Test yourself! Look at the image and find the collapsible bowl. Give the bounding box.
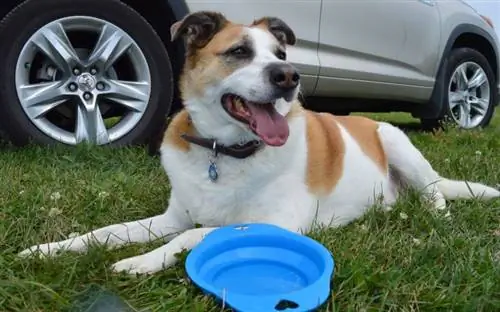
[185,223,335,312]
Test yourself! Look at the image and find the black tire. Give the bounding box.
[422,47,497,130]
[0,0,173,146]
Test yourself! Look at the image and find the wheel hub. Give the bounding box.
[76,72,97,92]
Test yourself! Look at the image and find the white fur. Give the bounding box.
[19,23,500,275]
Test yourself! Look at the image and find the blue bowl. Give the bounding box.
[185,223,335,312]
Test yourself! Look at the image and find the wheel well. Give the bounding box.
[111,0,185,115]
[451,32,498,81]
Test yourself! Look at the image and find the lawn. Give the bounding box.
[1,112,499,311]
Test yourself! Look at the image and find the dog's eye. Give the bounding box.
[275,50,287,60]
[228,46,251,57]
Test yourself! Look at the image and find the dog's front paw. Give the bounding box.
[111,255,166,275]
[18,243,60,258]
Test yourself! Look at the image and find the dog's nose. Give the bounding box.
[267,63,300,91]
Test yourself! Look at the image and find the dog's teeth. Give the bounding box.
[235,100,243,110]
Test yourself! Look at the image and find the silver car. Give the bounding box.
[0,0,498,146]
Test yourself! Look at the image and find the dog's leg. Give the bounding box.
[19,196,191,258]
[111,227,216,275]
[111,193,318,275]
[112,220,308,275]
[377,122,499,209]
[377,122,447,209]
[111,209,315,275]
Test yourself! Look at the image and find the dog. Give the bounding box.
[19,11,500,274]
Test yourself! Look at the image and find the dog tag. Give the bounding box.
[208,161,218,182]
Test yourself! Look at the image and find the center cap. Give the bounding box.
[77,73,97,92]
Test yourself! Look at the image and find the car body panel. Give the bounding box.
[184,0,321,95]
[315,0,440,102]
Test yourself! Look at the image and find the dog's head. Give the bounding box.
[171,11,300,147]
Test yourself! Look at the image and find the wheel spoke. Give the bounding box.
[88,24,133,71]
[18,81,71,119]
[75,97,110,144]
[101,79,150,112]
[469,97,489,115]
[31,21,81,72]
[467,68,487,89]
[456,63,469,89]
[448,91,463,110]
[458,105,471,128]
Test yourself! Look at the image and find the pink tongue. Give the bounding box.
[246,103,289,146]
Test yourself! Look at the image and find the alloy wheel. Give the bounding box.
[447,61,490,129]
[15,16,152,145]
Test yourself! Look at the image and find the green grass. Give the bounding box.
[1,112,500,311]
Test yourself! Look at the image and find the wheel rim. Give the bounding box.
[447,61,490,129]
[15,16,152,145]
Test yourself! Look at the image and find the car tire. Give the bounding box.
[0,0,173,146]
[422,47,497,130]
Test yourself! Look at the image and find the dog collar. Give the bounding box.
[180,134,263,159]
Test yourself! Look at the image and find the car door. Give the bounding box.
[184,0,322,95]
[315,0,440,101]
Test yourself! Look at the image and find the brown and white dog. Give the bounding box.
[20,11,500,274]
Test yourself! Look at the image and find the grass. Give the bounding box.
[1,112,500,311]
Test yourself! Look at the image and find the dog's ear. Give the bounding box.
[170,11,228,49]
[252,17,296,46]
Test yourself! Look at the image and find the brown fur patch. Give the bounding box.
[180,23,247,101]
[305,111,345,196]
[334,116,388,173]
[162,109,194,152]
[250,18,270,31]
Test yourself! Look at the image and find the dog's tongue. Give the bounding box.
[246,102,289,146]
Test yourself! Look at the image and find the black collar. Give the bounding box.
[180,134,263,159]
